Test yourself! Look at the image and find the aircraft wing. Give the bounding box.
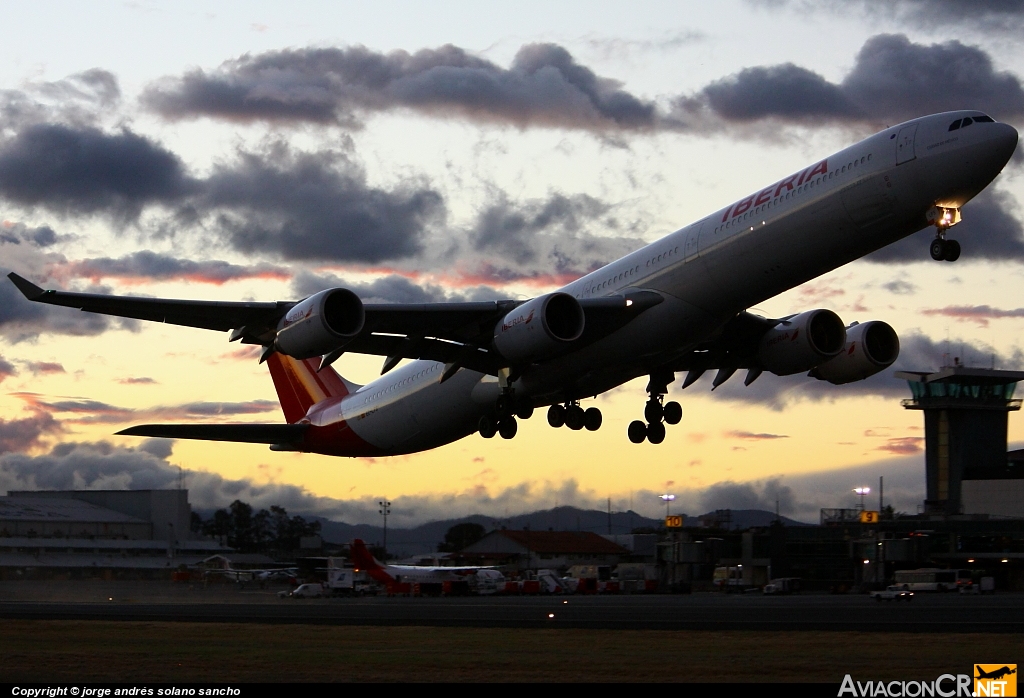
[666,311,781,385]
[8,273,663,375]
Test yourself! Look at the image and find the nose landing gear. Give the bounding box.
[927,206,961,262]
[629,372,682,444]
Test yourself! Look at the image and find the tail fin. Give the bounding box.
[350,539,391,583]
[266,354,361,423]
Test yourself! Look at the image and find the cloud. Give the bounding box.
[921,305,1024,327]
[23,361,65,375]
[63,251,291,285]
[0,411,63,455]
[876,437,923,455]
[292,270,503,304]
[868,188,1024,263]
[677,34,1024,129]
[117,376,158,385]
[142,43,658,132]
[0,69,121,130]
[750,1,1024,33]
[724,430,789,441]
[13,392,280,426]
[197,145,443,263]
[0,356,16,383]
[0,124,195,219]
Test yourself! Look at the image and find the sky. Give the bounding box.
[2,0,1024,526]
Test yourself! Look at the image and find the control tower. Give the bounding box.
[897,365,1024,516]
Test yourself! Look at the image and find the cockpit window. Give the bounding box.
[962,117,974,127]
[973,114,995,123]
[949,119,962,131]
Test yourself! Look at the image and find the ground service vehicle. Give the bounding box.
[893,568,972,592]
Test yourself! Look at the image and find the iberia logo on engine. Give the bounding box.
[975,665,1017,697]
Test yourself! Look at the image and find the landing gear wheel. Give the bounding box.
[944,239,961,262]
[663,401,682,425]
[584,407,603,431]
[516,402,534,420]
[644,400,664,424]
[478,415,497,439]
[647,421,666,444]
[547,404,565,428]
[628,420,647,444]
[565,404,585,431]
[498,417,518,439]
[930,238,947,261]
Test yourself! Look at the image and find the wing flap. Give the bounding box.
[117,423,308,444]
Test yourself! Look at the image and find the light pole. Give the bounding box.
[853,487,871,511]
[378,498,391,559]
[660,493,676,518]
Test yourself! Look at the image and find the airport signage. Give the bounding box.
[665,515,683,528]
[859,510,880,524]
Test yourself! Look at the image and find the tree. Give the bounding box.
[438,522,486,552]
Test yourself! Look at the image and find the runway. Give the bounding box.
[2,591,1021,632]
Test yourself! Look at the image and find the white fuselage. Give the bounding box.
[304,111,1017,455]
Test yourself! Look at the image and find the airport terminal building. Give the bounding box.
[0,489,228,579]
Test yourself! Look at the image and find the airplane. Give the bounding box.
[7,110,1018,453]
[200,556,298,584]
[975,666,1016,681]
[348,538,505,593]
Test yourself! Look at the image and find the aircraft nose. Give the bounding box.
[992,122,1019,163]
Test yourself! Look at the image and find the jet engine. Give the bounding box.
[274,288,365,359]
[809,321,900,385]
[756,309,846,376]
[493,292,585,364]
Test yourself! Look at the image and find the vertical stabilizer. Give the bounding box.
[266,354,360,423]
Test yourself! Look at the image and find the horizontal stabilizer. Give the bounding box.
[117,423,308,444]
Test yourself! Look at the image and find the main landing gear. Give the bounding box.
[927,206,961,262]
[628,372,682,445]
[547,401,603,432]
[479,385,534,440]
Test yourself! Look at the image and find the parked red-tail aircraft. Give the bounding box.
[349,539,504,593]
[8,111,1018,454]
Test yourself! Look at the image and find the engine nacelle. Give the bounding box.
[757,309,846,376]
[493,292,585,364]
[274,288,365,359]
[809,321,900,385]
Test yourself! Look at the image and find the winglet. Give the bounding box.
[7,272,47,301]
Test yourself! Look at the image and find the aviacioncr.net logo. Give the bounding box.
[838,674,972,697]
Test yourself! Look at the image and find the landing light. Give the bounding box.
[626,300,633,307]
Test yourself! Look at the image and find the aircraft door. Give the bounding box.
[684,220,700,260]
[896,124,917,165]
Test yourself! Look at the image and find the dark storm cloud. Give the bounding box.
[292,270,506,305]
[683,331,1024,410]
[470,192,644,278]
[678,34,1024,127]
[142,43,658,131]
[67,250,290,285]
[0,357,16,383]
[0,124,195,219]
[14,392,279,425]
[0,411,62,454]
[199,147,442,263]
[866,188,1024,263]
[750,0,1024,33]
[692,64,860,122]
[699,477,796,516]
